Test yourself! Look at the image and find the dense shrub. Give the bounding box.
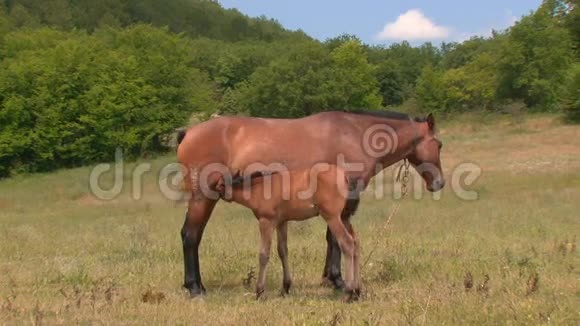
[564,63,580,122]
[0,26,216,177]
[236,40,381,118]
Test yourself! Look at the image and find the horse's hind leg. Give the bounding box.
[277,222,292,295]
[256,218,274,299]
[181,197,218,297]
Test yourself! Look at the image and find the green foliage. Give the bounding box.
[442,53,499,111]
[369,41,441,105]
[2,0,305,41]
[236,41,336,118]
[0,26,215,177]
[441,37,498,69]
[324,33,362,51]
[564,63,580,122]
[329,40,382,110]
[375,59,405,106]
[237,40,380,118]
[415,65,446,113]
[497,0,575,110]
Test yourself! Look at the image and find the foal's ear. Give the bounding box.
[426,113,435,130]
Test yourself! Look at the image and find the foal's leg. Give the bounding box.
[343,219,361,297]
[256,218,274,299]
[325,217,357,302]
[181,197,218,297]
[323,197,360,290]
[277,222,292,295]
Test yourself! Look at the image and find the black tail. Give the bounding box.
[177,130,187,145]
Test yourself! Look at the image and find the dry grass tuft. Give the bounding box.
[463,272,474,292]
[141,288,166,304]
[242,267,256,289]
[526,272,540,296]
[477,274,490,297]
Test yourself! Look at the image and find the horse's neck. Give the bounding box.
[364,119,419,179]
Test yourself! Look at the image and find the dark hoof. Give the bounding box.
[322,276,345,290]
[184,283,205,298]
[282,280,292,295]
[332,278,346,291]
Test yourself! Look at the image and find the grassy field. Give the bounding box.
[0,115,578,325]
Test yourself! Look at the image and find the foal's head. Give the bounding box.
[407,113,445,192]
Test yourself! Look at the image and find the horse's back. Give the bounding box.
[177,112,355,170]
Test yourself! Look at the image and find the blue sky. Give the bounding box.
[218,0,543,44]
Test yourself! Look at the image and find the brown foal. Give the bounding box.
[216,164,361,301]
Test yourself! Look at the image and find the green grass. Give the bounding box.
[1,116,579,325]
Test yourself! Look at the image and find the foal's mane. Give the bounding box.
[342,109,426,122]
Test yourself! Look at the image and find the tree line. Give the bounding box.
[0,0,578,177]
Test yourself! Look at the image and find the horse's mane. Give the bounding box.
[342,109,426,122]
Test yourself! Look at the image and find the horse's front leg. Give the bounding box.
[322,227,344,290]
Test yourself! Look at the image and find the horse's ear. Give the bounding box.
[426,113,435,130]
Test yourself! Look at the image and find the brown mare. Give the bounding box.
[176,110,444,297]
[216,165,361,300]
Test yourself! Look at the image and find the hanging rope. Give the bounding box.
[361,159,410,271]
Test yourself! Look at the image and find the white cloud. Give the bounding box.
[376,9,450,41]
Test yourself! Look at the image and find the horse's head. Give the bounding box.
[407,113,445,192]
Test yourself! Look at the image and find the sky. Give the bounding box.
[218,0,543,44]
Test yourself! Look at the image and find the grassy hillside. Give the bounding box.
[0,115,578,324]
[2,0,305,41]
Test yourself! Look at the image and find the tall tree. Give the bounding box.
[497,0,575,110]
[329,40,382,110]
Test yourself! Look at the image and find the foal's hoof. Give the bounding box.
[256,288,265,300]
[281,280,292,296]
[343,289,361,303]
